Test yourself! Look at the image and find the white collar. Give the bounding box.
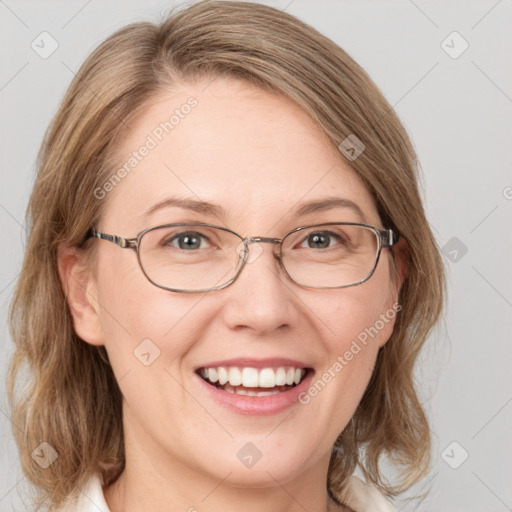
[337,475,397,512]
[59,474,110,512]
[60,473,396,512]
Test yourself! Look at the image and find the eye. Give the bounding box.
[165,231,211,250]
[299,231,346,249]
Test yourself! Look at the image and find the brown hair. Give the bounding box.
[8,1,445,509]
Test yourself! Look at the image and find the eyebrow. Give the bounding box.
[294,197,366,222]
[144,197,225,218]
[143,196,366,223]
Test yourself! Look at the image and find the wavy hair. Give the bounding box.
[7,1,445,509]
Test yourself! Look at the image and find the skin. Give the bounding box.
[59,76,407,512]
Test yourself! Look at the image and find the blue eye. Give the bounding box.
[166,231,210,250]
[300,231,345,249]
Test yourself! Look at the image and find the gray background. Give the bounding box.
[1,0,511,510]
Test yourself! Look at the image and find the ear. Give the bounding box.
[57,245,104,346]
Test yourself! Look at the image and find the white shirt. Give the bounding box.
[58,474,397,512]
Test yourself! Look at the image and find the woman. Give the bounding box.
[7,1,445,511]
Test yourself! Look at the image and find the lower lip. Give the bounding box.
[195,370,315,416]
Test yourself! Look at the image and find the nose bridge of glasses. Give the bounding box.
[238,236,283,265]
[244,236,282,253]
[246,236,281,245]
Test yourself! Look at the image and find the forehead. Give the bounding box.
[102,77,380,233]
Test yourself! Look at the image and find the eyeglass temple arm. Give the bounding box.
[381,229,400,247]
[88,229,137,249]
[86,226,399,249]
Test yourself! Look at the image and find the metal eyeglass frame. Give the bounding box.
[86,221,400,293]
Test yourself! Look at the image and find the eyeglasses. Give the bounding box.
[86,222,399,293]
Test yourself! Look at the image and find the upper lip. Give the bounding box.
[195,357,313,371]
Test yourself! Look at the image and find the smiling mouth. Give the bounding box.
[196,366,311,396]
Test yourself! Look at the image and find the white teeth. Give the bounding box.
[259,368,276,388]
[275,367,287,386]
[242,367,259,387]
[222,383,282,396]
[199,365,308,388]
[228,367,243,386]
[208,368,218,383]
[218,367,229,385]
[256,390,282,396]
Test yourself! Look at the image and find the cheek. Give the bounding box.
[315,264,399,393]
[94,253,188,363]
[327,281,397,351]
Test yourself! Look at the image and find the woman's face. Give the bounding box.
[77,77,403,492]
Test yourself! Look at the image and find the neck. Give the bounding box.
[103,410,349,512]
[105,474,348,512]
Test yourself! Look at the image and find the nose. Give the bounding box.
[219,239,299,335]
